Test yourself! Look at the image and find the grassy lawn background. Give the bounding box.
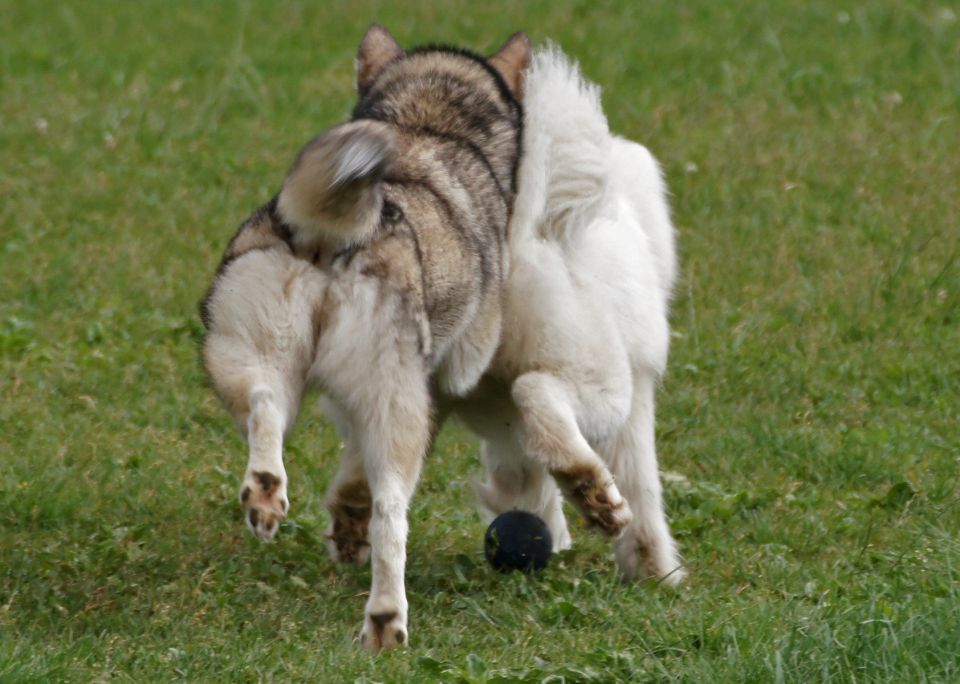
[1,0,958,681]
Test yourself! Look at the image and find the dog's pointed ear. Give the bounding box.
[357,23,404,94]
[488,31,531,100]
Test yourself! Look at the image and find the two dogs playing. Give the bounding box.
[201,24,684,651]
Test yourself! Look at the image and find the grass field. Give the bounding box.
[2,0,958,681]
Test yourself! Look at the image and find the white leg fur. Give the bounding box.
[353,383,429,651]
[203,250,323,542]
[239,386,290,540]
[511,372,632,537]
[599,370,685,584]
[310,276,433,651]
[445,384,572,552]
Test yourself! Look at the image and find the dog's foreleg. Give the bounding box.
[321,399,373,565]
[602,370,685,585]
[511,372,632,537]
[354,378,431,652]
[238,385,291,540]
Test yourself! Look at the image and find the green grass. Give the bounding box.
[1,0,958,681]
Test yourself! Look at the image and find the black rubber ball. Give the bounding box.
[484,510,553,572]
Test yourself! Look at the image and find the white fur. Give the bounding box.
[465,46,685,583]
[205,249,430,649]
[332,137,390,185]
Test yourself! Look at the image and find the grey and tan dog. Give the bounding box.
[201,25,683,651]
[202,25,539,650]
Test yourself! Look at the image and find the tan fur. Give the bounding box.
[356,24,404,94]
[200,33,691,653]
[223,211,287,259]
[201,27,530,652]
[277,120,395,251]
[488,32,531,98]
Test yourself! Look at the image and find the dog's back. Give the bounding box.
[510,47,675,296]
[493,47,676,380]
[348,47,524,391]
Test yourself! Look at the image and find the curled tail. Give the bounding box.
[277,120,395,249]
[511,46,611,247]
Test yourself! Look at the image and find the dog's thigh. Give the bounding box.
[596,368,685,585]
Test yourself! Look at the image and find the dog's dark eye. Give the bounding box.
[382,202,403,224]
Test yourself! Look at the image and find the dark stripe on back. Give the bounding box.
[405,44,522,117]
[352,48,524,205]
[398,47,526,198]
[399,222,431,358]
[385,176,493,291]
[353,72,510,142]
[396,123,510,205]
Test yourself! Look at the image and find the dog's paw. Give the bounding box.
[325,527,371,565]
[556,469,632,538]
[325,500,371,565]
[658,565,688,587]
[359,609,408,652]
[551,521,573,552]
[615,532,686,586]
[239,470,288,540]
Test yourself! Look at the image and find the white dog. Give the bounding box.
[452,46,684,585]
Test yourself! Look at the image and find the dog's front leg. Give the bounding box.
[353,379,431,652]
[239,386,290,540]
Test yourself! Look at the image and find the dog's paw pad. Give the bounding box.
[557,470,632,538]
[240,470,288,540]
[360,611,407,652]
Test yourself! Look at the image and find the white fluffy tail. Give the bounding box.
[511,46,611,247]
[277,120,395,249]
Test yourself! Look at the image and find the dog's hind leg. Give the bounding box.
[314,291,433,651]
[350,376,431,652]
[511,372,632,537]
[474,432,572,552]
[203,341,299,541]
[237,384,293,540]
[321,398,372,565]
[599,369,685,585]
[204,334,298,541]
